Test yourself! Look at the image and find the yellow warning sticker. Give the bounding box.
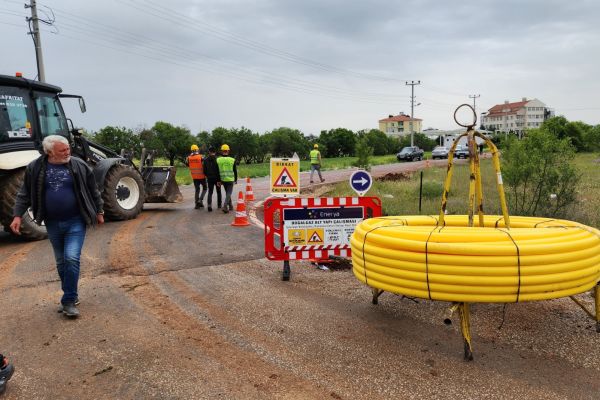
[287,229,306,245]
[306,228,324,245]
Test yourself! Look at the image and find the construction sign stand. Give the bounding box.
[270,156,300,197]
[264,196,382,281]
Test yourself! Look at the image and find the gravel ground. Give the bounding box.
[1,161,599,399]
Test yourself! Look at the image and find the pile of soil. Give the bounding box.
[377,171,414,182]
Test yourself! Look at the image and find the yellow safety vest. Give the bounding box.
[310,149,320,164]
[217,156,235,182]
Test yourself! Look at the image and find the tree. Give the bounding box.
[93,126,140,156]
[319,128,356,157]
[501,128,580,218]
[266,127,309,158]
[540,116,587,152]
[151,121,195,166]
[228,126,256,163]
[353,136,374,169]
[195,130,211,152]
[363,129,390,155]
[584,125,600,152]
[209,127,233,152]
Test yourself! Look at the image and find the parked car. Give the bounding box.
[396,146,424,162]
[431,146,449,159]
[454,145,470,159]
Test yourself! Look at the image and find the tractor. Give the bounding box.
[0,73,182,240]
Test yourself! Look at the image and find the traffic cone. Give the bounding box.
[245,177,255,201]
[231,191,250,227]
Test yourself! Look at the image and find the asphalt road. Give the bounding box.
[1,159,600,399]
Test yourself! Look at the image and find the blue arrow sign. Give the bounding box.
[349,170,373,196]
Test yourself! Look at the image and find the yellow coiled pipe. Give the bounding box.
[351,215,600,303]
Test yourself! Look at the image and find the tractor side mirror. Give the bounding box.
[79,97,86,113]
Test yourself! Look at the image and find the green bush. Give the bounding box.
[502,128,580,217]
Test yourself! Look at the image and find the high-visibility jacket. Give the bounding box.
[188,153,205,179]
[217,156,236,182]
[310,149,321,164]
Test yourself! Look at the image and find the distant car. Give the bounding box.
[454,145,470,159]
[431,146,449,159]
[396,146,424,162]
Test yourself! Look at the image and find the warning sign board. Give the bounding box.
[264,196,382,261]
[270,158,300,197]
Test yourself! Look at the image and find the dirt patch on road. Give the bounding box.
[376,171,414,182]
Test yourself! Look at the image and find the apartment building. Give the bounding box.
[481,98,554,136]
[379,113,422,136]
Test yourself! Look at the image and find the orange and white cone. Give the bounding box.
[245,177,255,201]
[231,191,250,227]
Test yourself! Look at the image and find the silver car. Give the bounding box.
[431,146,449,159]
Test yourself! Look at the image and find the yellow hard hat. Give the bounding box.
[313,144,319,149]
[221,144,230,151]
[191,144,199,151]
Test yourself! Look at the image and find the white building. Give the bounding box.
[481,98,554,136]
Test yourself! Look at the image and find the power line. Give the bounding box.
[43,7,414,102]
[120,0,410,84]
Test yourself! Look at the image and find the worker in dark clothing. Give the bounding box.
[202,146,222,212]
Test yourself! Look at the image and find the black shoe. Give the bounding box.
[222,208,229,214]
[0,355,14,395]
[194,202,201,209]
[58,298,80,313]
[208,207,212,212]
[320,178,325,182]
[199,202,204,208]
[310,181,314,183]
[62,303,80,318]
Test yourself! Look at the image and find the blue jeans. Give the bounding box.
[45,216,86,305]
[310,164,323,182]
[222,182,234,211]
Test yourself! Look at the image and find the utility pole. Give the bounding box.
[468,94,480,113]
[406,80,421,146]
[26,0,46,82]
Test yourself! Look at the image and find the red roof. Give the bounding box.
[487,100,528,116]
[379,114,422,123]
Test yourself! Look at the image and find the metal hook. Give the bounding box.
[454,104,477,129]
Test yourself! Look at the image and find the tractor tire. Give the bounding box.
[102,164,144,221]
[0,169,47,241]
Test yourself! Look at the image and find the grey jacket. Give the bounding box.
[13,155,103,226]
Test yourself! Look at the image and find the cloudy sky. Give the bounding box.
[2,0,599,135]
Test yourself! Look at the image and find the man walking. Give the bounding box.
[216,144,237,213]
[310,144,325,183]
[202,146,222,212]
[10,135,104,318]
[186,144,207,209]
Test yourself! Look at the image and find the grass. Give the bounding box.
[325,153,600,229]
[161,154,399,185]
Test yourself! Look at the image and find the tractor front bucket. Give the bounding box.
[141,166,183,203]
